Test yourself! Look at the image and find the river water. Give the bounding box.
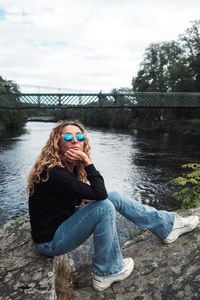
[0,121,199,265]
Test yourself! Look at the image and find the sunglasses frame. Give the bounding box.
[62,133,85,143]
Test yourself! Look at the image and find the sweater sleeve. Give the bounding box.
[50,164,108,201]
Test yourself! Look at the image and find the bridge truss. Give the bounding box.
[0,92,200,109]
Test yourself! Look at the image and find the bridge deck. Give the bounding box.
[0,92,200,109]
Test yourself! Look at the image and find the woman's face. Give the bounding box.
[59,125,84,155]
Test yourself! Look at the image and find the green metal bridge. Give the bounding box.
[0,92,200,109]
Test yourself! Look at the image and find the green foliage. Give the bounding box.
[0,75,20,94]
[180,20,200,91]
[133,19,200,92]
[0,109,27,131]
[173,163,200,210]
[0,75,27,134]
[49,106,200,135]
[54,107,133,130]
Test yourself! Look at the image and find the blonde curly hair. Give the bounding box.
[27,120,91,196]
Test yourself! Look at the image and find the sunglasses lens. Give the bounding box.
[76,133,85,142]
[63,133,85,142]
[63,134,73,142]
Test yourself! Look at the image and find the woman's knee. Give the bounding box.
[92,199,116,216]
[108,191,121,202]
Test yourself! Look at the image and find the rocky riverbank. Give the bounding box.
[0,213,75,300]
[72,206,200,300]
[0,207,200,299]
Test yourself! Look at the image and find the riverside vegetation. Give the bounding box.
[52,106,200,135]
[173,163,200,211]
[0,76,27,136]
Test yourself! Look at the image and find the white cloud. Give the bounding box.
[0,0,199,92]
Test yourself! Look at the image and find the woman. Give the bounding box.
[28,120,199,292]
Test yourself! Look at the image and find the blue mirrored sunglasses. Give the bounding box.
[62,133,85,143]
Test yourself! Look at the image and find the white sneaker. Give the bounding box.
[92,257,134,292]
[163,214,199,244]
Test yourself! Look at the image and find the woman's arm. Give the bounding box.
[51,164,108,201]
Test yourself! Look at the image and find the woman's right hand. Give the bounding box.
[65,149,91,166]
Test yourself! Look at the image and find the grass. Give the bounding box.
[55,259,75,300]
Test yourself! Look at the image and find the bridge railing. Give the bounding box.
[0,92,200,108]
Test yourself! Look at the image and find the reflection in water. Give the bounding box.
[132,131,200,210]
[0,122,199,266]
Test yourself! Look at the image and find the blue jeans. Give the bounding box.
[35,191,175,276]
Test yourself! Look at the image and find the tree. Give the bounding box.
[132,41,188,92]
[113,87,133,93]
[0,76,20,94]
[179,20,200,91]
[0,76,26,133]
[132,19,200,92]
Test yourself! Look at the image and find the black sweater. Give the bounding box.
[29,164,108,243]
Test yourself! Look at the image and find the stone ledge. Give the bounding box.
[0,213,74,300]
[72,206,200,300]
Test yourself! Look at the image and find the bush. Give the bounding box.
[173,163,200,210]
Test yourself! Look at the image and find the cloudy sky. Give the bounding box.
[0,0,199,93]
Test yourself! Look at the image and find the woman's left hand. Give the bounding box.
[81,199,95,206]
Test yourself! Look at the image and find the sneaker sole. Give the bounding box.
[163,216,199,244]
[93,258,134,291]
